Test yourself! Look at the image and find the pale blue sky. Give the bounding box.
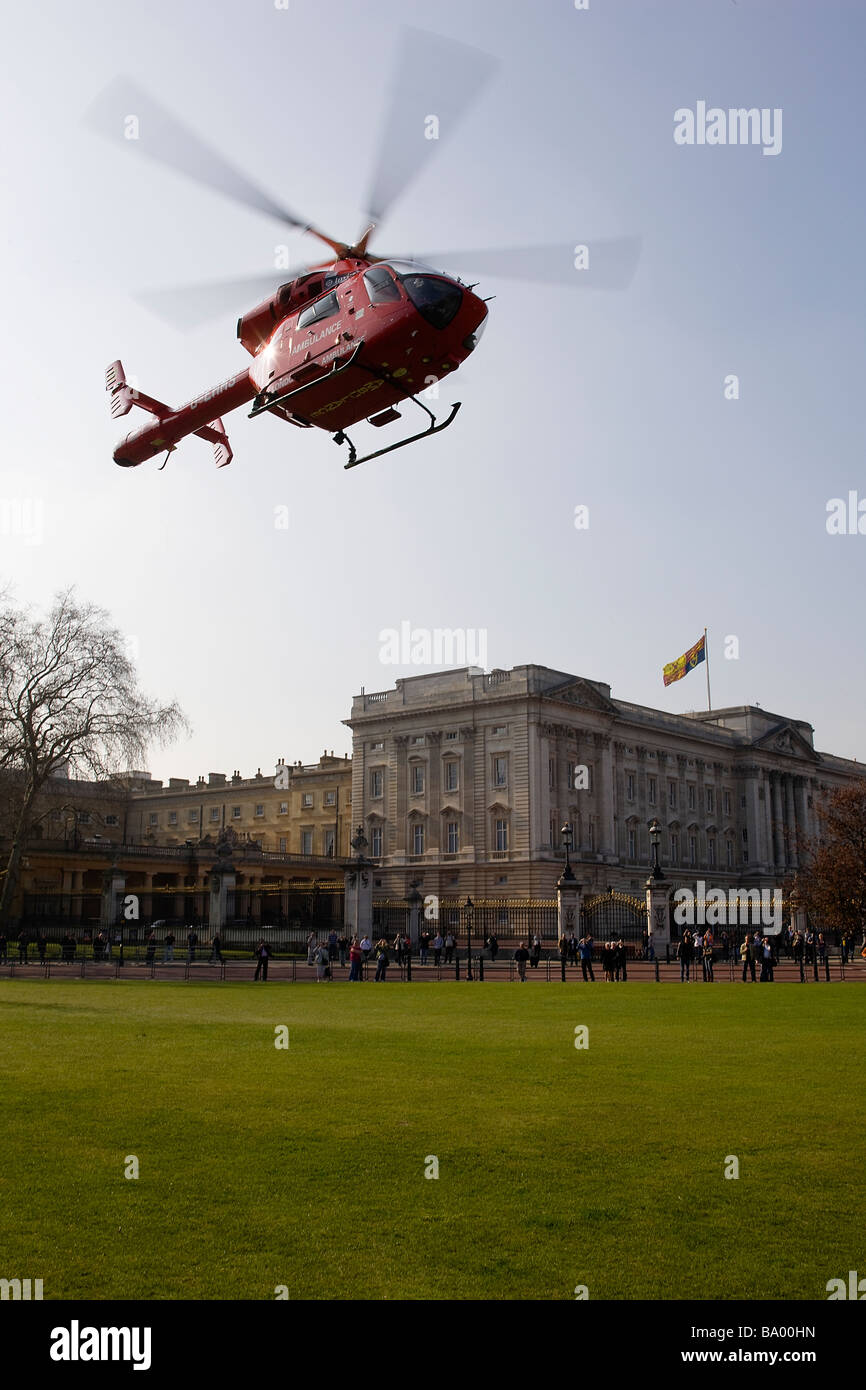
[2,0,864,780]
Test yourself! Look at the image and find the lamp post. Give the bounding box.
[465,895,474,980]
[560,822,574,878]
[648,818,663,880]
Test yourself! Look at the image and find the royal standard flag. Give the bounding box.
[663,634,706,687]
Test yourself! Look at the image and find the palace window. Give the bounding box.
[726,839,734,868]
[668,781,677,809]
[626,773,635,802]
[412,823,425,855]
[689,835,697,864]
[724,790,732,817]
[706,787,715,814]
[495,819,508,852]
[279,802,288,815]
[255,804,264,817]
[446,821,459,854]
[708,837,716,867]
[444,730,458,740]
[370,826,383,857]
[301,830,313,855]
[493,756,508,788]
[168,812,177,826]
[188,810,199,822]
[370,769,383,799]
[279,838,286,854]
[670,833,679,865]
[149,813,158,827]
[648,776,657,805]
[411,765,425,795]
[232,806,241,819]
[210,808,220,821]
[444,761,459,792]
[302,793,314,808]
[323,829,335,857]
[549,758,556,789]
[627,827,636,858]
[105,814,118,827]
[324,790,336,807]
[687,785,696,811]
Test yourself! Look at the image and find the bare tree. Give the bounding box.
[794,781,866,942]
[0,588,187,926]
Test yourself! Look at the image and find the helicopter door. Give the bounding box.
[292,291,343,372]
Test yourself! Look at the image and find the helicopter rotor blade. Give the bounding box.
[415,239,642,289]
[365,28,499,228]
[131,271,315,331]
[85,77,321,236]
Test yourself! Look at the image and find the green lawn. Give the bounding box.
[0,980,862,1300]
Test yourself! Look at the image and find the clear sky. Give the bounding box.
[2,0,864,781]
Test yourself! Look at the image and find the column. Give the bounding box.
[772,774,785,869]
[785,775,798,869]
[598,736,615,861]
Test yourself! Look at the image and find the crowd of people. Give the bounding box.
[4,919,862,981]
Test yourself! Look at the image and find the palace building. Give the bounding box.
[4,664,863,923]
[345,664,863,900]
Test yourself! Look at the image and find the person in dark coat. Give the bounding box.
[187,928,198,963]
[514,941,530,983]
[17,930,28,964]
[677,930,693,982]
[578,935,595,982]
[530,936,542,969]
[209,932,223,964]
[37,931,47,964]
[254,939,272,981]
[617,939,628,982]
[145,931,157,966]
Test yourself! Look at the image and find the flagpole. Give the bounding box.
[704,627,711,711]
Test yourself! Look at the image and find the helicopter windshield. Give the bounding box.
[397,271,463,330]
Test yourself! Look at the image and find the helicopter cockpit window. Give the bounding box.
[398,274,463,329]
[296,291,340,332]
[363,266,402,305]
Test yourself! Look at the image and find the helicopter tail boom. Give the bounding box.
[108,361,253,467]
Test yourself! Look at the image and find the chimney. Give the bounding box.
[208,772,227,787]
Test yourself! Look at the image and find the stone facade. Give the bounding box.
[344,664,864,900]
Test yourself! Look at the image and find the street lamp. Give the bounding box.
[465,895,474,980]
[648,818,663,880]
[560,822,575,879]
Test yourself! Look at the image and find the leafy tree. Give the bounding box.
[794,781,866,941]
[0,588,187,926]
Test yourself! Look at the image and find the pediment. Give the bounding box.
[546,678,617,715]
[752,722,820,762]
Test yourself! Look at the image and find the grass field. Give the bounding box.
[0,979,862,1301]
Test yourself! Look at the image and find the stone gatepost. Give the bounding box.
[344,866,373,941]
[645,874,671,957]
[100,865,126,932]
[208,848,236,934]
[405,880,423,947]
[556,865,582,943]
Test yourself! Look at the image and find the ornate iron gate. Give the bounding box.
[580,890,647,946]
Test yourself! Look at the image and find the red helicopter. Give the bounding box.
[90,29,639,473]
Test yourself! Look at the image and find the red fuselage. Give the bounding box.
[113,260,488,467]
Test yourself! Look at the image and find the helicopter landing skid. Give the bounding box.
[336,394,462,470]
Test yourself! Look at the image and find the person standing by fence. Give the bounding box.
[254,939,272,981]
[348,936,363,981]
[530,935,542,969]
[444,931,455,964]
[514,941,529,983]
[432,931,443,966]
[209,932,223,965]
[145,931,157,967]
[17,930,28,965]
[740,935,756,983]
[578,935,595,982]
[187,928,198,964]
[374,939,390,982]
[677,930,693,982]
[703,931,714,981]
